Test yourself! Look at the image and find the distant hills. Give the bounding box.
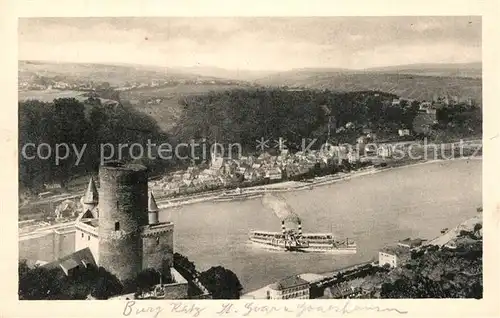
[18,60,244,86]
[19,60,482,84]
[364,62,482,78]
[18,60,483,131]
[255,63,482,102]
[171,66,276,81]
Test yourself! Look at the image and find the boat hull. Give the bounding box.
[249,238,357,254]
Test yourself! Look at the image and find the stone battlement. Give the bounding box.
[76,222,98,237]
[141,222,174,237]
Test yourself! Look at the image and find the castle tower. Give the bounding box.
[98,161,148,282]
[75,177,100,261]
[141,191,174,275]
[82,177,99,216]
[148,192,159,225]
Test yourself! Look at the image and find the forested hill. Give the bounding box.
[18,98,172,192]
[19,88,481,193]
[173,88,412,149]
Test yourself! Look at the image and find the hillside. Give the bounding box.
[119,83,254,131]
[365,62,482,78]
[18,60,254,131]
[256,72,482,103]
[18,60,245,86]
[255,63,482,103]
[19,61,483,133]
[171,66,276,81]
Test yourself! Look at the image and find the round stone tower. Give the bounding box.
[98,161,148,282]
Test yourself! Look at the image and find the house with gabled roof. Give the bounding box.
[41,247,96,277]
[266,275,310,299]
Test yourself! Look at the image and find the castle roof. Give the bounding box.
[42,247,96,276]
[148,192,159,212]
[83,177,98,204]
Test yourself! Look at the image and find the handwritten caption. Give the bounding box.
[122,300,408,318]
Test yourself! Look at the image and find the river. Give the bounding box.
[159,159,482,292]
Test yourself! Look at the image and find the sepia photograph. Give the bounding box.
[16,15,485,304]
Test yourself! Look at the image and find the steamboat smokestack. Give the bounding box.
[281,220,286,236]
[298,220,302,237]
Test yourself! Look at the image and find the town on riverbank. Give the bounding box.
[19,136,481,223]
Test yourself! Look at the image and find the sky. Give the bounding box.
[18,17,481,71]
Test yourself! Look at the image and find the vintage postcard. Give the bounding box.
[2,0,500,317]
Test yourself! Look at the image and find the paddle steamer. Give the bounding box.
[249,220,357,254]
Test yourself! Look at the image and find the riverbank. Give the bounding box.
[156,156,480,209]
[423,213,482,247]
[241,212,482,299]
[18,158,481,292]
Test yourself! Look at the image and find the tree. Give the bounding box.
[136,268,161,292]
[379,237,482,299]
[18,97,170,192]
[199,266,242,299]
[174,252,196,274]
[18,260,124,300]
[122,267,173,296]
[91,267,123,300]
[18,261,66,299]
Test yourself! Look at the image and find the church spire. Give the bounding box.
[83,177,98,205]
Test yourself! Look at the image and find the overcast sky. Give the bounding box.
[18,17,481,71]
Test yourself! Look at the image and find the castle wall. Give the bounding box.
[75,226,99,263]
[142,224,174,272]
[98,162,148,282]
[162,282,189,299]
[19,232,56,262]
[54,229,76,260]
[19,229,75,263]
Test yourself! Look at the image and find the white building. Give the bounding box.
[266,276,310,300]
[347,151,360,164]
[378,245,411,268]
[377,145,393,158]
[398,129,410,136]
[419,101,432,111]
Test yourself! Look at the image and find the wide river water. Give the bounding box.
[159,159,482,292]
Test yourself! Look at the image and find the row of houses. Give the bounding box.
[150,133,424,198]
[391,95,476,108]
[149,146,366,197]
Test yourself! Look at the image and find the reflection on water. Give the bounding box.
[159,160,481,292]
